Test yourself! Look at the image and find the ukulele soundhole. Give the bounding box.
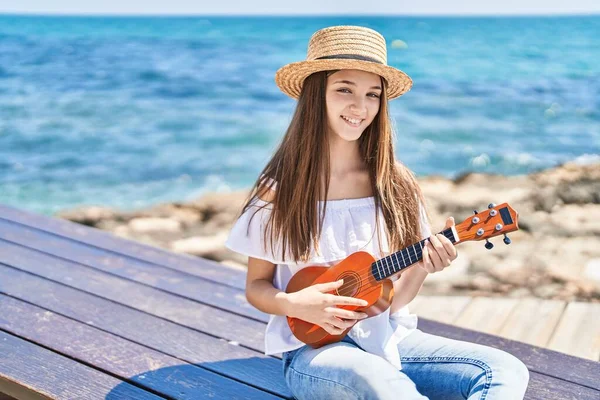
[335,271,361,297]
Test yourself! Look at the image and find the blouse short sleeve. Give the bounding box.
[224,199,286,264]
[419,201,432,239]
[224,174,285,264]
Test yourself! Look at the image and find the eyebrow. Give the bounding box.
[333,80,382,90]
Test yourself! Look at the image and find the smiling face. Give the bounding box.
[325,69,382,142]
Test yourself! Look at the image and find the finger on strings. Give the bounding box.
[329,316,356,330]
[430,234,445,253]
[325,294,368,307]
[325,307,368,320]
[426,240,444,271]
[438,233,457,258]
[422,244,435,273]
[433,234,453,260]
[324,321,346,334]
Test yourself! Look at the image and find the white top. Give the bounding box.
[224,177,431,370]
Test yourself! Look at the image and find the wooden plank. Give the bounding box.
[0,242,267,352]
[548,302,600,361]
[1,274,595,400]
[2,299,594,400]
[0,204,246,289]
[498,298,566,347]
[409,295,472,324]
[0,266,292,398]
[418,319,600,391]
[525,371,600,400]
[454,297,519,335]
[0,233,269,321]
[0,295,283,400]
[0,219,262,320]
[2,211,599,391]
[2,234,598,391]
[0,330,163,400]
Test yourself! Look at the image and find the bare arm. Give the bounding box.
[243,185,294,316]
[389,262,428,314]
[245,256,293,316]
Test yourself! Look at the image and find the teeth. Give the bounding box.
[342,116,362,125]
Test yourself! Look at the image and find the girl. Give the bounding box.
[225,25,529,400]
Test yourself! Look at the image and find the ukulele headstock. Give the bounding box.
[455,203,519,249]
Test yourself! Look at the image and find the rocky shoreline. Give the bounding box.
[57,161,600,303]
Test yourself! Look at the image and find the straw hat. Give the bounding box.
[275,25,413,100]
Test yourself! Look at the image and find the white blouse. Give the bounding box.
[224,177,431,370]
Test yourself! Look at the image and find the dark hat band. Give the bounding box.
[315,54,383,64]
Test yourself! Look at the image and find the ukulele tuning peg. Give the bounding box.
[503,234,511,245]
[485,239,494,250]
[488,203,496,209]
[473,209,479,214]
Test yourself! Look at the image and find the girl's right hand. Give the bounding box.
[286,279,369,336]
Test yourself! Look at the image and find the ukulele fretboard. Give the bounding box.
[371,227,457,281]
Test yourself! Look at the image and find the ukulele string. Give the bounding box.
[332,229,455,298]
[335,228,457,298]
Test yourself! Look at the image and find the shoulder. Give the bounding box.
[257,185,276,202]
[256,173,277,202]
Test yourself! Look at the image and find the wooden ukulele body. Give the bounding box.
[285,251,394,348]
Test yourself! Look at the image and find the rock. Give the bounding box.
[470,274,496,291]
[486,257,531,286]
[421,253,470,284]
[531,187,559,212]
[189,190,249,217]
[203,212,239,231]
[56,206,117,227]
[210,248,249,265]
[128,218,182,234]
[561,282,581,297]
[113,225,131,238]
[547,204,600,237]
[220,259,248,271]
[145,204,203,227]
[170,232,228,257]
[530,161,600,186]
[533,283,563,298]
[508,288,531,298]
[583,258,600,283]
[518,206,600,237]
[95,219,123,231]
[560,181,600,204]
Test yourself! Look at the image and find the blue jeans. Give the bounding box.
[282,328,529,399]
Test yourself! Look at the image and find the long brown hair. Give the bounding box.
[237,70,430,263]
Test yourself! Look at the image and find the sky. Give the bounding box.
[1,0,600,16]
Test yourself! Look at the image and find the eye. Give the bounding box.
[337,88,380,98]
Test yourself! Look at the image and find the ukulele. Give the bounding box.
[286,202,519,348]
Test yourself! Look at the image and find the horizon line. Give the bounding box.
[1,11,600,18]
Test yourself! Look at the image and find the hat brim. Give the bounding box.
[275,59,413,100]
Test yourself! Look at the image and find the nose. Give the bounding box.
[350,98,367,116]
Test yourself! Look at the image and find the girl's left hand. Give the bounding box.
[421,216,458,274]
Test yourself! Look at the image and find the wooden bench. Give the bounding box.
[0,203,598,399]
